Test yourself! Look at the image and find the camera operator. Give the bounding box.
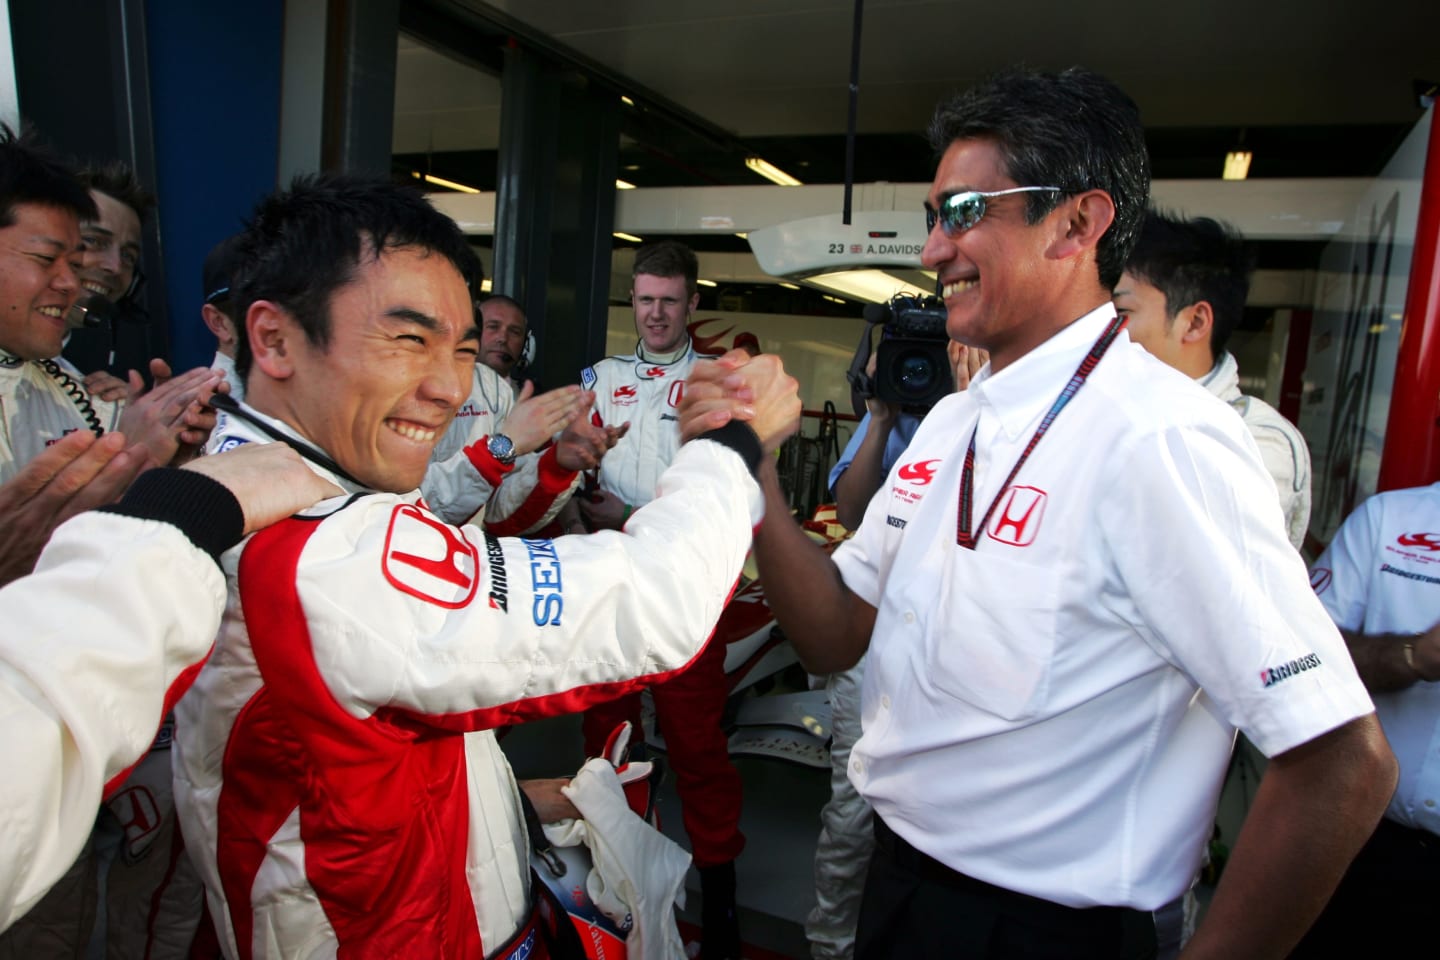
[809,306,983,960]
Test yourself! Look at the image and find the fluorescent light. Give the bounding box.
[778,282,800,290]
[615,179,637,190]
[806,270,932,304]
[620,95,636,107]
[1223,151,1252,181]
[734,232,748,240]
[697,278,717,287]
[479,278,493,293]
[411,171,480,194]
[823,295,846,304]
[613,232,644,243]
[745,156,803,186]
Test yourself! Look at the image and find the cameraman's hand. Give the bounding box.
[861,352,900,424]
[950,341,988,393]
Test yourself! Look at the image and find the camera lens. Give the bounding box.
[892,349,936,400]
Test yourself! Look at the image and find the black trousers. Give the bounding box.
[855,817,1158,960]
[1288,816,1440,958]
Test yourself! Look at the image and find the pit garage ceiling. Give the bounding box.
[424,0,1438,139]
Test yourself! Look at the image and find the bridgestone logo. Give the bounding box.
[1381,563,1440,585]
[484,535,508,612]
[1260,653,1321,689]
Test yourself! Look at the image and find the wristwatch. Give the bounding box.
[486,433,517,465]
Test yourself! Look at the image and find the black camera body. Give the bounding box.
[847,294,952,415]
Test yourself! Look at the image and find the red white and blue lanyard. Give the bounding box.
[956,314,1127,549]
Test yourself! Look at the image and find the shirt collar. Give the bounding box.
[968,302,1119,442]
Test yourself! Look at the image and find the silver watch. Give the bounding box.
[486,433,517,465]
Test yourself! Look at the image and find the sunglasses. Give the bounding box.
[925,186,1063,236]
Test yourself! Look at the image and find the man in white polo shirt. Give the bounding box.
[718,66,1394,959]
[1290,484,1440,957]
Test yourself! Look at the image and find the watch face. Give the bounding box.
[488,433,515,462]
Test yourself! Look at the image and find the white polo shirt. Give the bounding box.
[833,303,1373,911]
[1310,483,1440,835]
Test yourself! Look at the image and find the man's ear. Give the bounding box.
[1177,300,1215,346]
[200,304,237,348]
[1047,190,1116,261]
[246,300,299,380]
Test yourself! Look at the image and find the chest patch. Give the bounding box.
[382,503,480,608]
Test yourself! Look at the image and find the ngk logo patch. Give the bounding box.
[382,504,480,608]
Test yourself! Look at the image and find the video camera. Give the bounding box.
[845,293,952,415]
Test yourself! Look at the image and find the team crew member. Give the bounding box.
[0,442,339,933]
[478,294,530,386]
[201,233,246,401]
[576,239,746,960]
[172,175,800,960]
[1114,210,1312,548]
[0,127,223,488]
[423,294,598,531]
[1292,484,1440,957]
[726,67,1393,959]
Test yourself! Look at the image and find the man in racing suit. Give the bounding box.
[0,128,223,960]
[172,175,799,960]
[575,239,745,960]
[0,442,338,934]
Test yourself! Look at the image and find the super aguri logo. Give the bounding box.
[897,460,940,485]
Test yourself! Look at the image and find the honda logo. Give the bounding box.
[382,504,480,608]
[987,486,1046,547]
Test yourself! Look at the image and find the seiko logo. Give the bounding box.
[987,485,1047,547]
[1397,532,1440,551]
[896,459,940,485]
[1260,652,1321,688]
[484,534,508,612]
[214,436,250,453]
[523,537,564,626]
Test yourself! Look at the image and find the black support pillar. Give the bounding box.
[493,45,619,388]
[321,0,400,174]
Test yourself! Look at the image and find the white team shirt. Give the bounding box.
[834,303,1373,910]
[1311,483,1440,834]
[0,352,122,484]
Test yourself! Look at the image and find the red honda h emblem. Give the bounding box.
[987,486,1046,546]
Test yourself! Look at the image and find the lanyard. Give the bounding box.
[956,315,1126,549]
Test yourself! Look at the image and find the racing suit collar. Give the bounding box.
[635,337,692,366]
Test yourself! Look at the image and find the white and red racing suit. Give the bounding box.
[0,353,206,960]
[175,404,762,959]
[578,340,745,870]
[423,362,582,531]
[0,469,246,934]
[0,350,121,484]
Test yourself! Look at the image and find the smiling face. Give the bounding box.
[478,298,526,377]
[0,203,83,360]
[272,245,478,493]
[631,272,695,355]
[77,190,142,301]
[921,138,1072,372]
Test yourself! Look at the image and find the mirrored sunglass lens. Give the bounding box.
[942,193,985,233]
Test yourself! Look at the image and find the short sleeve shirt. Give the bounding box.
[832,304,1373,910]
